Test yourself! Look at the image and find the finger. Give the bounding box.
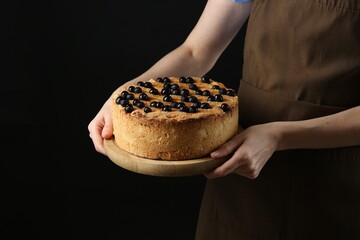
[101,114,114,139]
[205,150,245,178]
[211,133,245,158]
[90,125,107,155]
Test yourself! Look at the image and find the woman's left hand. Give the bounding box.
[205,123,279,179]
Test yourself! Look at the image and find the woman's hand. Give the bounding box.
[205,123,279,179]
[88,98,114,155]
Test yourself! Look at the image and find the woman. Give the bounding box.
[88,0,360,239]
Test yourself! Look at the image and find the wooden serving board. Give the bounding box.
[104,138,227,177]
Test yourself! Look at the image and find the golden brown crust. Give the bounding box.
[112,76,239,160]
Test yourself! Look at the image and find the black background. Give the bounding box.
[1,0,246,239]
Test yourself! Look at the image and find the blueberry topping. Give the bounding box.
[214,94,223,102]
[212,85,220,89]
[119,99,129,107]
[180,89,189,96]
[161,88,172,95]
[115,96,123,105]
[195,89,203,95]
[179,76,187,83]
[126,93,135,100]
[137,81,145,87]
[120,91,129,98]
[201,76,211,83]
[149,88,159,95]
[200,102,211,109]
[133,99,140,105]
[125,104,134,113]
[163,83,171,89]
[170,102,178,108]
[188,96,198,103]
[156,77,164,83]
[181,96,189,102]
[207,95,216,101]
[163,95,173,102]
[202,90,211,96]
[219,88,227,94]
[128,86,135,92]
[177,102,186,108]
[156,102,164,108]
[135,101,145,108]
[220,103,231,112]
[171,84,179,90]
[144,107,152,113]
[163,77,171,83]
[189,84,198,90]
[134,87,142,93]
[144,82,153,88]
[189,106,198,113]
[171,89,181,95]
[186,77,194,83]
[192,102,201,108]
[150,101,157,107]
[162,106,172,112]
[226,89,236,96]
[179,106,189,112]
[139,93,149,100]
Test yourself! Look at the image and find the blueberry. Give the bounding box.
[120,99,129,107]
[163,83,171,89]
[220,103,231,112]
[150,101,157,107]
[189,106,198,113]
[156,102,164,108]
[226,89,236,96]
[201,76,211,83]
[126,93,135,100]
[171,89,181,95]
[170,102,178,108]
[135,101,145,108]
[144,107,152,113]
[163,77,171,83]
[200,102,211,109]
[207,95,216,101]
[192,102,201,108]
[181,96,189,102]
[202,90,211,96]
[144,82,153,88]
[177,102,186,108]
[212,85,220,89]
[180,89,189,96]
[156,77,164,83]
[188,96,198,103]
[125,104,134,113]
[120,91,129,98]
[163,95,172,102]
[128,86,135,92]
[219,88,227,94]
[186,77,194,83]
[115,96,122,105]
[149,88,159,95]
[137,81,144,86]
[134,87,142,93]
[162,106,171,112]
[195,89,203,95]
[189,84,198,90]
[179,76,187,83]
[179,106,189,112]
[171,84,179,90]
[161,88,172,95]
[214,94,223,102]
[139,93,149,100]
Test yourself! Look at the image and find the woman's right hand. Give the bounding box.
[88,97,114,155]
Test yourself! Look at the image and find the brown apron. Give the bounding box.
[195,1,360,239]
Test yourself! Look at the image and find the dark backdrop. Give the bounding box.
[1,0,246,239]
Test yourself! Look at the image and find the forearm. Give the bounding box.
[272,106,360,150]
